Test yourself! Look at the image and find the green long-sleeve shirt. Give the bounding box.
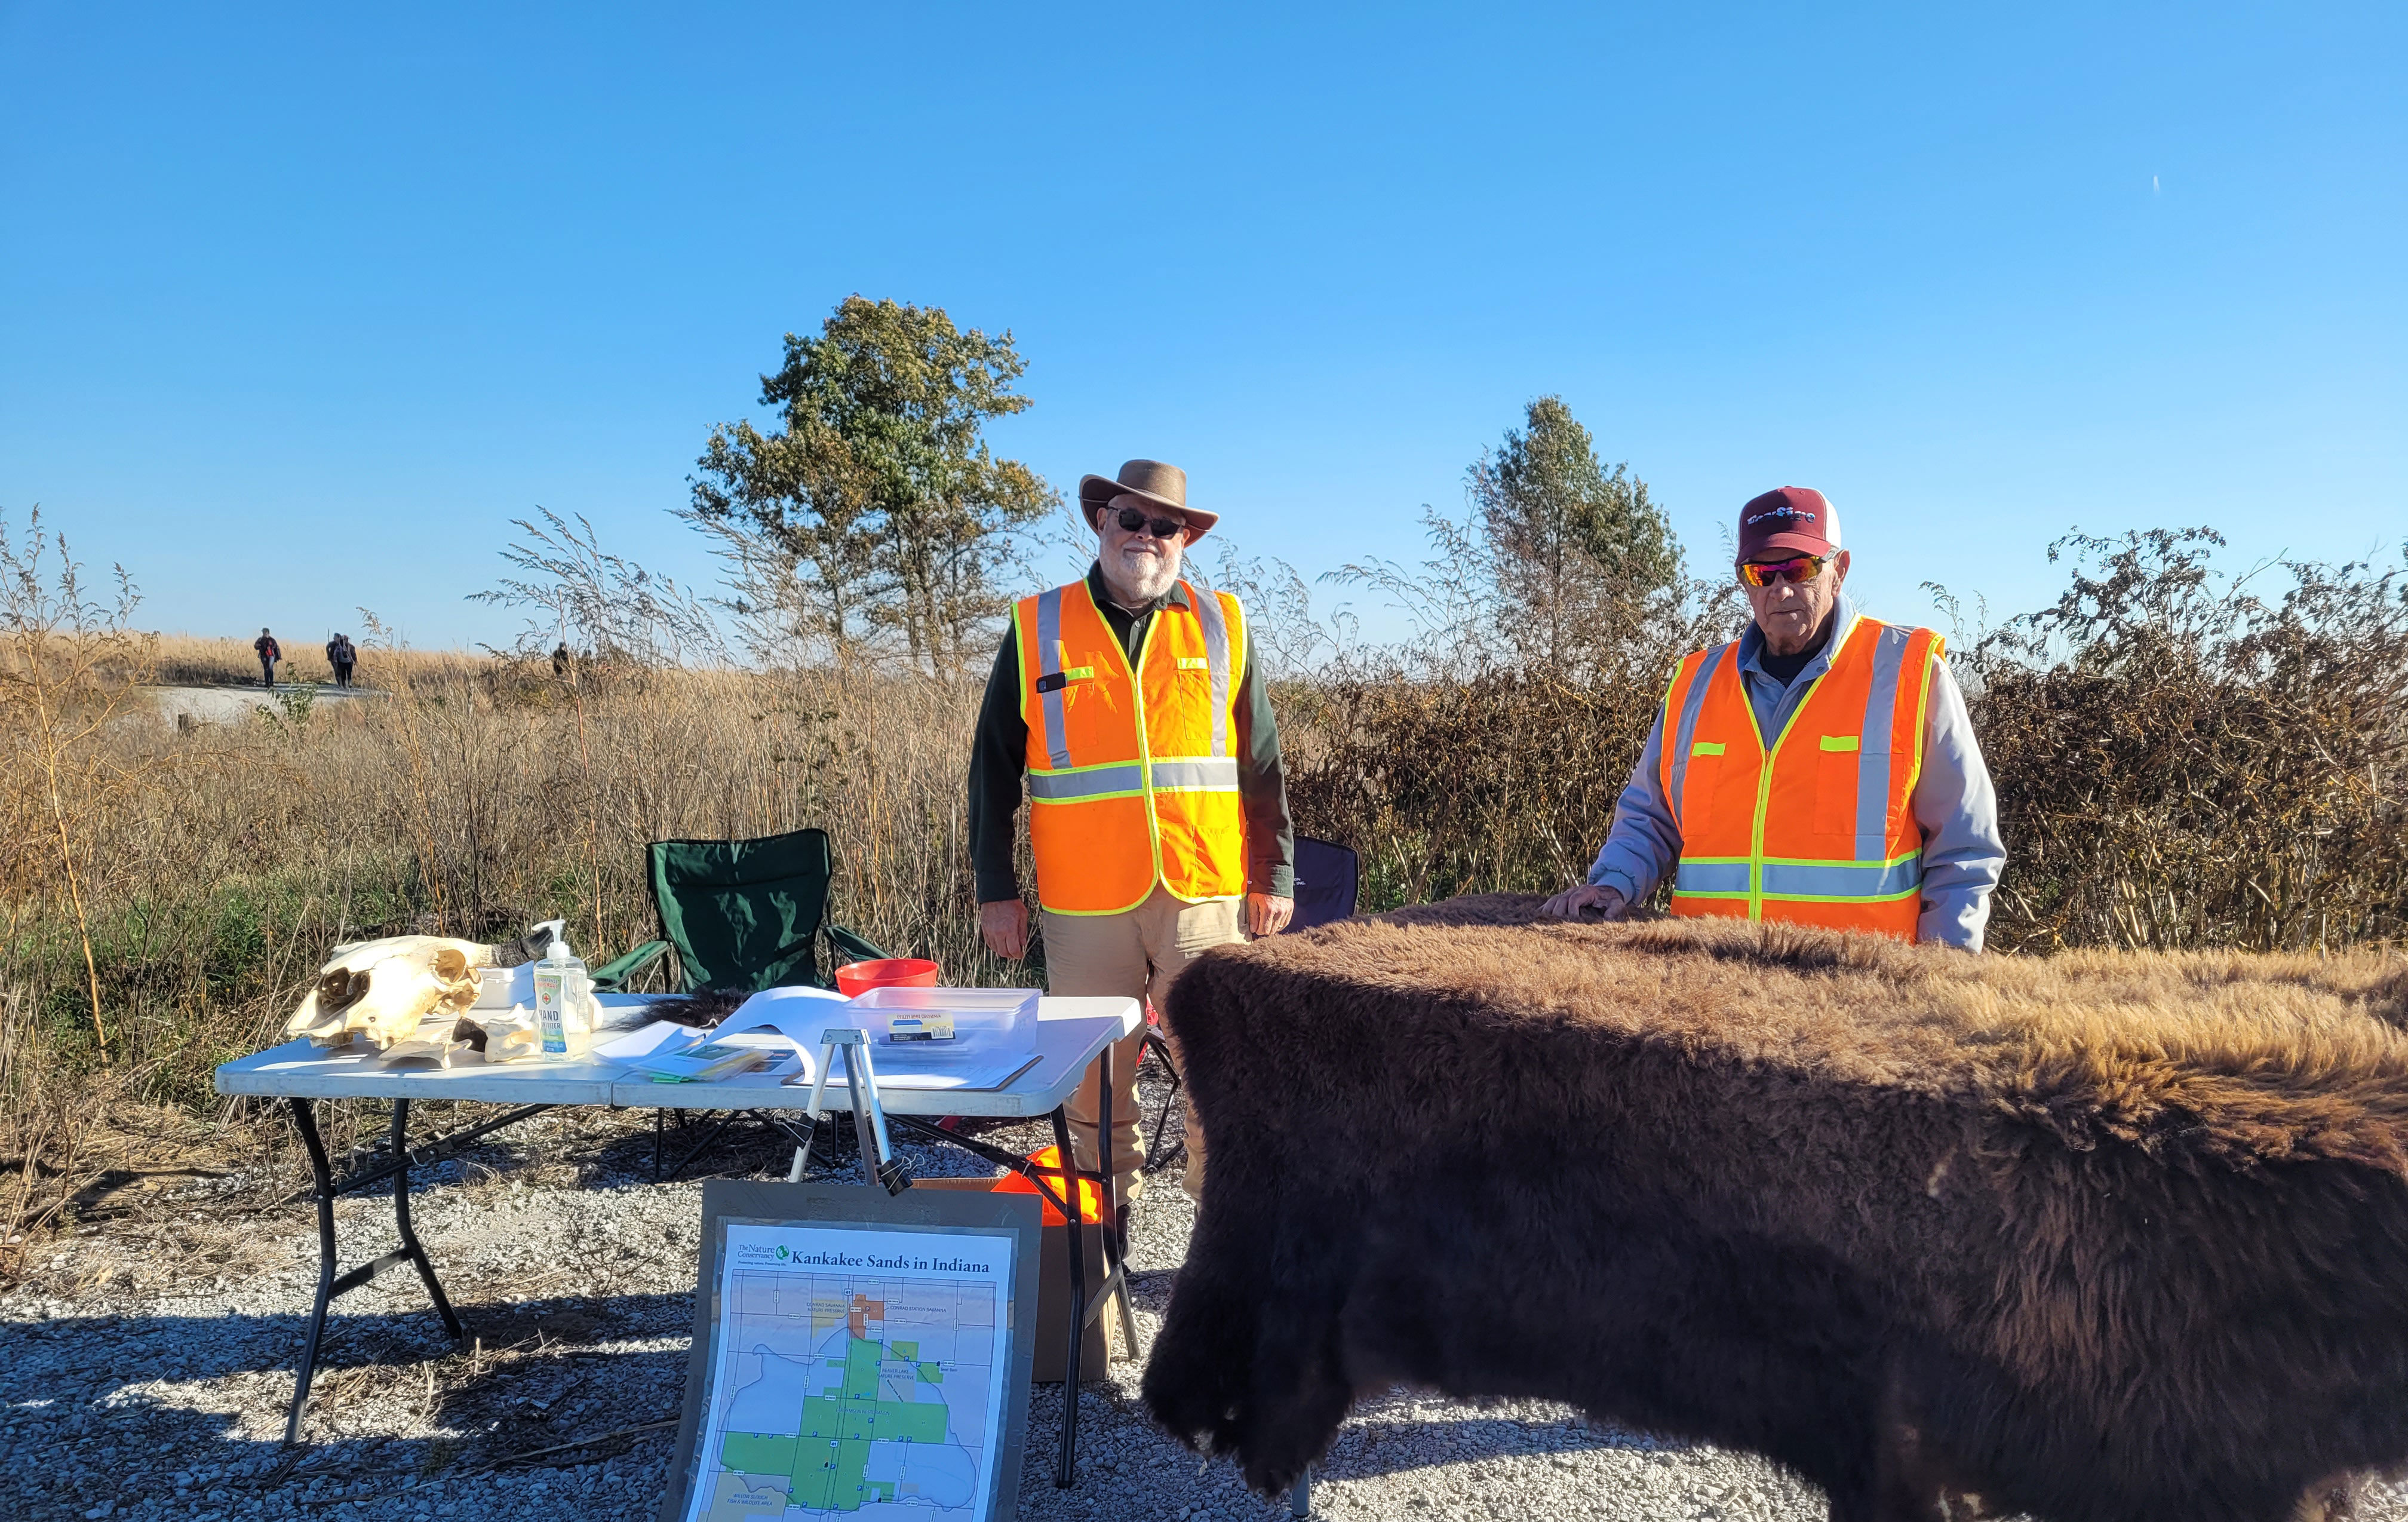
[968,564,1295,904]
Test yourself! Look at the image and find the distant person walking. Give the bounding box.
[254,628,281,688]
[325,633,357,688]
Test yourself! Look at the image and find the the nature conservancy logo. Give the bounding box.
[729,1234,993,1274]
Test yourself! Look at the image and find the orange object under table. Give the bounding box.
[994,1144,1107,1226]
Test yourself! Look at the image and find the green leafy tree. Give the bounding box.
[1331,396,1704,682]
[1470,395,1684,668]
[687,297,1058,673]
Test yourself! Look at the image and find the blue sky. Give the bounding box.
[2,2,2400,652]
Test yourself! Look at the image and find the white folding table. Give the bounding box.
[213,994,1141,1486]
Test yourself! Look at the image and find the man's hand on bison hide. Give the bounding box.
[1541,883,1628,922]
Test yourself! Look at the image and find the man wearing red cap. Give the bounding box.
[1542,487,2004,947]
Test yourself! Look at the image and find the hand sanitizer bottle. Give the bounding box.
[532,925,586,1060]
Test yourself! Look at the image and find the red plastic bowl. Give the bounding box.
[835,957,940,998]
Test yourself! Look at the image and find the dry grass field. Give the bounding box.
[0,638,1018,1262]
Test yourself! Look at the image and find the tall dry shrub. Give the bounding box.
[1284,578,1734,908]
[1954,529,2408,952]
[1285,670,1665,906]
[0,510,166,1057]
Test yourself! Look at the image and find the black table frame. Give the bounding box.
[277,1047,1131,1490]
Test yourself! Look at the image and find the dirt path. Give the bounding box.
[140,685,382,728]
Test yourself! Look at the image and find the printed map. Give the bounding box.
[690,1255,1005,1522]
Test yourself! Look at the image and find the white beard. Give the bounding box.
[1104,542,1181,606]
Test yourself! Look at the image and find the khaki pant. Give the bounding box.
[1042,885,1242,1204]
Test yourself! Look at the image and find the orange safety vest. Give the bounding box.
[1015,578,1249,916]
[1657,614,1944,940]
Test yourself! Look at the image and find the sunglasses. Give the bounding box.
[1739,554,1829,587]
[1110,505,1188,540]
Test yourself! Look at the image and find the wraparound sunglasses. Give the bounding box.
[1740,554,1829,587]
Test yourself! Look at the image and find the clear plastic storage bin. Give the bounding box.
[848,986,1039,1051]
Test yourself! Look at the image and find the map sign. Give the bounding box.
[683,1222,1016,1522]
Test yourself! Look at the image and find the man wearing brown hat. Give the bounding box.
[1543,486,2004,947]
[968,459,1295,1211]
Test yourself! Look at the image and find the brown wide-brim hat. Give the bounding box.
[1077,458,1219,539]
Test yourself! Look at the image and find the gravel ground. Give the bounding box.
[7,1085,2404,1522]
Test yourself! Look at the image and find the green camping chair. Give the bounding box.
[589,827,887,994]
[588,827,888,1182]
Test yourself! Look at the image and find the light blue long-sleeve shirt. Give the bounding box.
[1585,593,2005,950]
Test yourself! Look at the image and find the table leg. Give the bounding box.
[1049,1103,1085,1489]
[881,1106,1132,1495]
[387,1100,463,1343]
[1098,1041,1117,1242]
[655,1113,733,1184]
[285,1098,339,1446]
[1097,1044,1137,1354]
[1141,1029,1185,1173]
[277,1097,545,1444]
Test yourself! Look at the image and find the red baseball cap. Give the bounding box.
[1737,486,1840,560]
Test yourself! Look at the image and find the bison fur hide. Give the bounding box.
[1140,895,2408,1522]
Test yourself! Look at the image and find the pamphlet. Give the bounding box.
[634,1042,773,1084]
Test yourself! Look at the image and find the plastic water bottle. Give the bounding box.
[532,927,586,1060]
